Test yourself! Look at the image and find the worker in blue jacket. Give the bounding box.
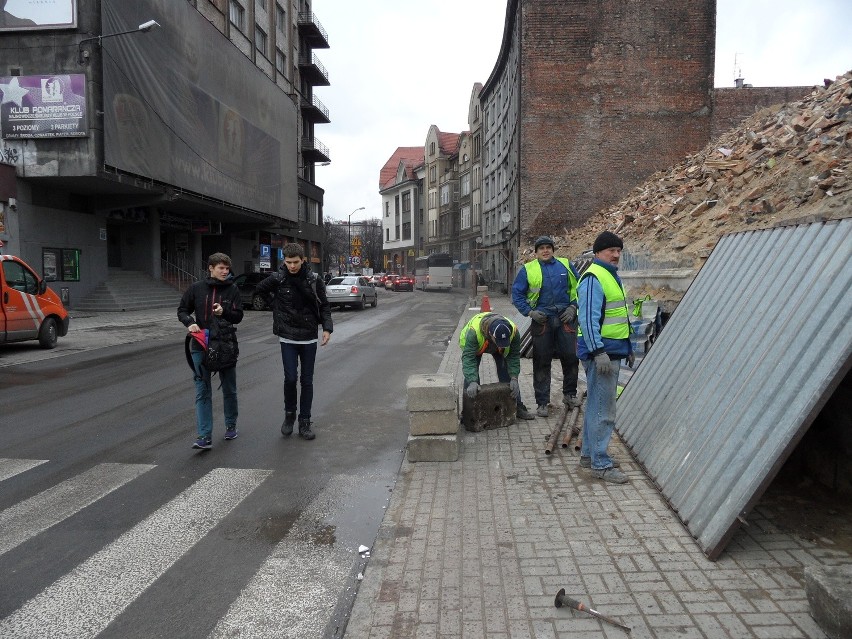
[512,235,581,417]
[577,231,634,484]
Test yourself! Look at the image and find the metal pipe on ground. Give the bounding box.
[561,406,582,448]
[544,405,570,455]
[554,588,631,633]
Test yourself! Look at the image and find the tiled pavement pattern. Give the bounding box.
[345,294,850,638]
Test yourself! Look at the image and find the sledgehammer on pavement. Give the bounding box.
[554,588,631,633]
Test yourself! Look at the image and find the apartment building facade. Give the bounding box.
[378,147,423,274]
[0,0,329,305]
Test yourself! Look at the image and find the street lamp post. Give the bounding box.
[348,206,365,272]
[78,20,161,64]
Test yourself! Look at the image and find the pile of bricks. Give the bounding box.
[406,373,459,462]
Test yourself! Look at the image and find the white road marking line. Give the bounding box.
[0,462,155,557]
[0,458,48,483]
[0,467,271,639]
[211,474,359,639]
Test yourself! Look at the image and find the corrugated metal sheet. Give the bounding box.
[617,218,852,559]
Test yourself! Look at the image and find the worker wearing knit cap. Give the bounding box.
[576,230,633,484]
[511,235,581,417]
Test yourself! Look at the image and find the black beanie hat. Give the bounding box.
[593,231,623,254]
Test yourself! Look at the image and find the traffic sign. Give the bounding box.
[351,256,361,266]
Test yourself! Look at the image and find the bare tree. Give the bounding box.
[323,219,348,273]
[359,218,383,271]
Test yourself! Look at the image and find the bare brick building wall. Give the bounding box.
[520,0,716,237]
[711,86,814,138]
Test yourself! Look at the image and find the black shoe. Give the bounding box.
[281,412,296,436]
[516,406,536,420]
[192,436,212,450]
[298,418,315,440]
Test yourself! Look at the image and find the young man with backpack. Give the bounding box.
[255,243,333,440]
[177,252,244,449]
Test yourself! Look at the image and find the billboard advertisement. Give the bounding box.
[101,0,298,219]
[0,0,76,31]
[0,74,87,139]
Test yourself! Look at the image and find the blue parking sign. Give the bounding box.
[260,244,271,258]
[277,248,284,260]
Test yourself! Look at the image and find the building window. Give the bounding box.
[429,142,435,156]
[461,173,470,197]
[401,191,411,214]
[440,184,450,206]
[255,25,267,56]
[461,205,471,230]
[275,48,286,74]
[275,3,286,31]
[308,199,319,225]
[229,0,245,31]
[42,248,80,282]
[429,165,436,184]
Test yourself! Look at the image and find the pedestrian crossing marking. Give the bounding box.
[0,467,271,639]
[0,462,155,558]
[0,458,48,483]
[211,474,359,638]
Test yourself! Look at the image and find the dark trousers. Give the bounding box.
[530,315,578,407]
[280,341,318,420]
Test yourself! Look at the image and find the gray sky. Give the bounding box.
[315,0,852,225]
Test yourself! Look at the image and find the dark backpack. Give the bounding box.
[203,318,238,371]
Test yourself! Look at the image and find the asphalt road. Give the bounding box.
[0,287,469,638]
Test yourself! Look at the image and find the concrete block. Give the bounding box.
[462,382,515,432]
[409,409,459,436]
[806,564,852,639]
[407,374,457,412]
[407,434,459,462]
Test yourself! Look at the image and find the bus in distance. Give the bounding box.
[414,253,453,291]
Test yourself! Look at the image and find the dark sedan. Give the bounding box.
[393,275,414,292]
[233,272,271,310]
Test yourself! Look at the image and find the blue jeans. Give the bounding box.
[531,315,578,407]
[580,356,619,469]
[280,341,317,420]
[462,353,526,409]
[191,350,238,439]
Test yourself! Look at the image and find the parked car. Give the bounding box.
[326,276,378,310]
[370,273,386,286]
[384,274,399,290]
[1,255,70,349]
[393,275,415,292]
[233,272,271,310]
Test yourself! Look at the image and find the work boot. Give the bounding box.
[580,456,620,468]
[563,393,582,409]
[298,418,316,440]
[281,411,296,436]
[591,467,628,484]
[536,404,549,418]
[516,405,536,420]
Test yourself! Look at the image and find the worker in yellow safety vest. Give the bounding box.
[511,235,581,418]
[577,231,634,484]
[459,312,536,420]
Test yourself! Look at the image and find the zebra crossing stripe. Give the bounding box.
[0,467,271,639]
[0,458,48,483]
[0,462,155,557]
[211,474,357,638]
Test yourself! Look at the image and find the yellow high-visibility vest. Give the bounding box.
[459,312,517,356]
[523,258,578,307]
[577,263,629,339]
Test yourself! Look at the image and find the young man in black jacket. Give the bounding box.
[255,243,333,440]
[177,252,244,449]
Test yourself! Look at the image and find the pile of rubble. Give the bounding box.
[544,70,852,272]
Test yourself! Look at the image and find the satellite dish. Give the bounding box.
[500,211,511,224]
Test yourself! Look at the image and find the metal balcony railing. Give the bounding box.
[298,52,329,85]
[300,94,330,122]
[301,136,330,162]
[297,11,329,48]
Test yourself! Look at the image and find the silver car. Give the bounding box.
[326,276,378,310]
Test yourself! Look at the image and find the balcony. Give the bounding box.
[298,52,330,86]
[297,12,329,49]
[300,94,330,124]
[301,136,330,163]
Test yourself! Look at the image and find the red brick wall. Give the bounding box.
[711,86,814,138]
[520,0,716,238]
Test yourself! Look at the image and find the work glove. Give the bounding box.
[509,378,520,400]
[594,352,613,375]
[559,306,577,325]
[466,382,480,399]
[627,352,636,368]
[529,310,548,324]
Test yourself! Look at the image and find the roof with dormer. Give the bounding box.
[379,146,424,190]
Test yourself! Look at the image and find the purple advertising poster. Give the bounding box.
[0,74,87,139]
[0,0,77,31]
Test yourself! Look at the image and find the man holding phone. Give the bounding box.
[177,252,244,450]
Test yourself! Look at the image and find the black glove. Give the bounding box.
[559,306,577,324]
[529,310,547,324]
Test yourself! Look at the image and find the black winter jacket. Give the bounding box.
[177,276,244,354]
[255,264,333,341]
